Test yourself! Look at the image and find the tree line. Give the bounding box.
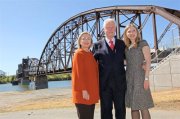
[0,73,71,84]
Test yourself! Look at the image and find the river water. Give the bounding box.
[0,80,71,92]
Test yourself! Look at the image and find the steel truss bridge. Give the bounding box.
[16,5,180,89]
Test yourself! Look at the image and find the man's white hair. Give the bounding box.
[103,18,116,28]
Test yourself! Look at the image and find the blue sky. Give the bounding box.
[0,0,179,75]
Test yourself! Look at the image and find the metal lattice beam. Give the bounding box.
[36,5,180,75]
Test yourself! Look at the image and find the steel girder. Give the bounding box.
[28,58,39,76]
[36,5,180,75]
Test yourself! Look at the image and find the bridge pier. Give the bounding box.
[35,75,48,89]
[20,77,30,85]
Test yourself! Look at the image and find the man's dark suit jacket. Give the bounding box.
[92,37,126,92]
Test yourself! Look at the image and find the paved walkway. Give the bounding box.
[0,107,180,119]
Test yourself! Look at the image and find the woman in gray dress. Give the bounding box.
[123,24,154,119]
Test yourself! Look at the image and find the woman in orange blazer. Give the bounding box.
[72,31,99,119]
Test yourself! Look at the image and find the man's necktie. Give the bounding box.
[109,40,114,50]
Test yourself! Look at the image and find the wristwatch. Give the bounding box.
[145,77,149,81]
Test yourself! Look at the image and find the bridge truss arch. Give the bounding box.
[37,5,180,75]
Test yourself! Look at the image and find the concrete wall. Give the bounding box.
[150,54,180,91]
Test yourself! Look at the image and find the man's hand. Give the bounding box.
[144,80,149,90]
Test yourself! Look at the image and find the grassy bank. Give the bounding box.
[0,73,71,84]
[0,75,16,84]
[47,73,71,81]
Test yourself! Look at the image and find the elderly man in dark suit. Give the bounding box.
[92,18,126,119]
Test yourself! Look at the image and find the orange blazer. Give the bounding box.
[72,49,99,105]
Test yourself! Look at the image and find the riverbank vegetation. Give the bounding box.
[47,73,71,81]
[0,75,16,84]
[0,73,71,84]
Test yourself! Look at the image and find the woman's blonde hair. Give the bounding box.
[77,31,93,48]
[123,23,141,48]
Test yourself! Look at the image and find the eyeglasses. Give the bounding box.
[81,37,91,41]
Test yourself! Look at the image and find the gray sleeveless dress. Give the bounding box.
[125,40,154,110]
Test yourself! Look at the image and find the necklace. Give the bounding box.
[129,43,135,50]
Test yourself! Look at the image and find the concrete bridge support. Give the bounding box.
[20,77,30,85]
[35,75,48,89]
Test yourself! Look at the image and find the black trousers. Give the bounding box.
[100,79,126,119]
[75,103,95,119]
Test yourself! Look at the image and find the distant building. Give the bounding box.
[0,70,6,76]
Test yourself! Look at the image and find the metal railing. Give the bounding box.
[151,47,180,71]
